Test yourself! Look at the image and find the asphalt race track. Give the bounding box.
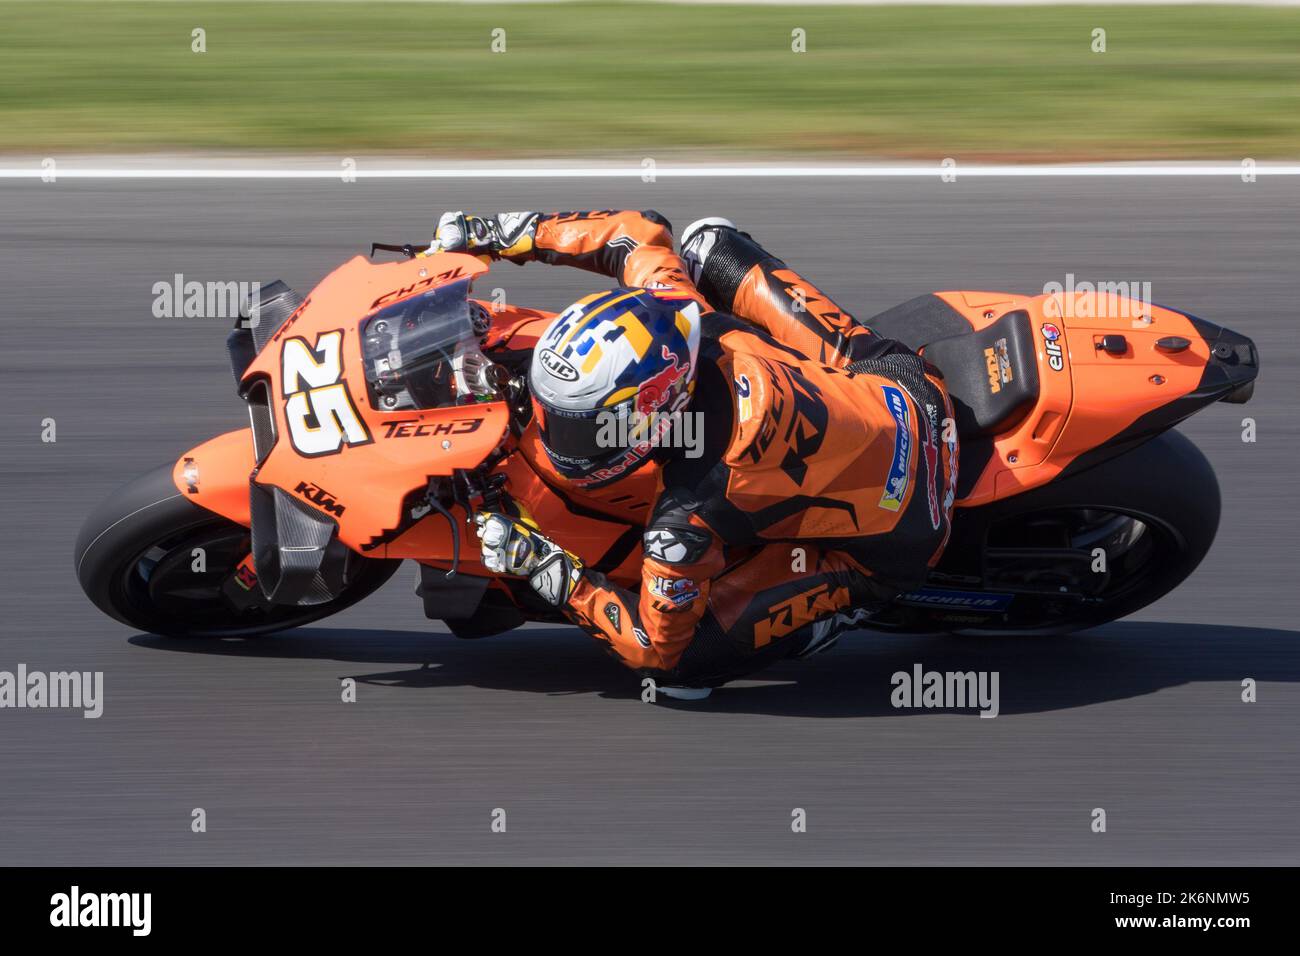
[1,177,1297,865]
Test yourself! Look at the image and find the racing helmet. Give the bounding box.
[528,287,702,487]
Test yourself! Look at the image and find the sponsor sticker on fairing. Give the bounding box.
[878,385,912,512]
[1041,322,1066,372]
[896,588,1014,611]
[983,337,1013,393]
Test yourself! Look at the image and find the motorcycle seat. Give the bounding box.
[919,309,1041,437]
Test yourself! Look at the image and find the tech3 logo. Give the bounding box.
[281,330,372,456]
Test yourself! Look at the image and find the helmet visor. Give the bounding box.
[536,397,657,481]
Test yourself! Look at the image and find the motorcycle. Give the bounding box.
[75,242,1258,642]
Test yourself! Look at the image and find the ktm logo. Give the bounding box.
[294,480,345,516]
[754,582,849,648]
[984,339,1013,395]
[281,330,372,456]
[984,346,1002,394]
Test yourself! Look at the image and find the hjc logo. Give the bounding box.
[281,330,372,456]
[754,582,848,648]
[294,480,345,516]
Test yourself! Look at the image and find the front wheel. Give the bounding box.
[75,463,401,637]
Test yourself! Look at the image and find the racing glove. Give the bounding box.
[474,512,583,607]
[430,211,540,263]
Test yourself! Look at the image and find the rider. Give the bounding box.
[429,210,957,696]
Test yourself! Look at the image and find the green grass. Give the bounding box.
[1,2,1299,158]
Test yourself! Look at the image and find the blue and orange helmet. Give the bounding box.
[528,287,703,487]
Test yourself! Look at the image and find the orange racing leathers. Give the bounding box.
[511,211,957,686]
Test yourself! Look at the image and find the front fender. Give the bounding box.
[171,429,255,527]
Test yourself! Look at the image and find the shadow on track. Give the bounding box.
[129,619,1300,718]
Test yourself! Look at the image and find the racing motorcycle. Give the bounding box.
[75,244,1258,640]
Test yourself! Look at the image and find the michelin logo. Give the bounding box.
[878,385,911,512]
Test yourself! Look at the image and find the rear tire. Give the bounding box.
[75,463,401,637]
[892,429,1220,636]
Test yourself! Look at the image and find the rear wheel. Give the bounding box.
[75,463,400,637]
[881,429,1220,635]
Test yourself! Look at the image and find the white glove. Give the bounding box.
[429,211,539,261]
[474,512,582,607]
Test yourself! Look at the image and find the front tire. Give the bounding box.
[75,463,400,637]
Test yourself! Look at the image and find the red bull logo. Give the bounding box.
[636,345,688,416]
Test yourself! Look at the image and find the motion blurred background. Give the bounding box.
[1,1,1298,161]
[2,2,1299,866]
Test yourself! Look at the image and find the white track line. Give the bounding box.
[3,164,1300,179]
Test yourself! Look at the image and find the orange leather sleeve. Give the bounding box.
[731,263,874,368]
[532,210,708,309]
[564,537,726,674]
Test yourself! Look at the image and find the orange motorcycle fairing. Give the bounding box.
[385,424,653,588]
[172,428,255,525]
[925,291,1245,507]
[234,253,515,555]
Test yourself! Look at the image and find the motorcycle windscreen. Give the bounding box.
[360,278,481,411]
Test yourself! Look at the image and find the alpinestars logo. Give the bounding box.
[643,527,709,564]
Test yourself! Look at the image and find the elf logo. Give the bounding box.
[1041,323,1066,372]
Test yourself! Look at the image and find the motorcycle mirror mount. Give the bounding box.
[369,242,425,260]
